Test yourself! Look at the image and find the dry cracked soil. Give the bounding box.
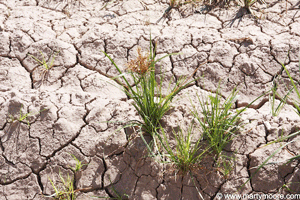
[0,0,300,199]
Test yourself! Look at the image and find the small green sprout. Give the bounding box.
[45,154,92,199]
[2,105,47,143]
[281,182,300,193]
[28,50,60,89]
[68,153,88,173]
[269,79,292,117]
[215,154,235,179]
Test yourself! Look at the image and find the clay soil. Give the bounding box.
[0,0,300,199]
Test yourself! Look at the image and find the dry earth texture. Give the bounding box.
[0,0,300,199]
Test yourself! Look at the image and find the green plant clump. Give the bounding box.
[103,38,197,137]
[192,85,264,158]
[103,36,266,198]
[49,172,76,200]
[192,87,242,156]
[155,124,209,173]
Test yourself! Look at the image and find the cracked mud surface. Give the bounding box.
[0,0,300,199]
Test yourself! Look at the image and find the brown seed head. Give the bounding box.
[126,47,151,75]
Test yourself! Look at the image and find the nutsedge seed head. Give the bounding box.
[126,47,152,75]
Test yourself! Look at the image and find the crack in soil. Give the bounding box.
[1,0,300,198]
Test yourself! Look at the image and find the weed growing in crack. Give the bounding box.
[2,105,30,144]
[140,123,209,200]
[1,105,47,154]
[46,154,87,200]
[280,182,300,193]
[103,37,199,138]
[68,153,88,173]
[103,39,207,199]
[146,123,209,174]
[191,87,241,157]
[48,172,76,200]
[269,76,292,117]
[191,86,263,158]
[242,60,300,191]
[215,154,235,179]
[281,61,300,114]
[241,130,300,190]
[28,50,60,89]
[267,54,300,115]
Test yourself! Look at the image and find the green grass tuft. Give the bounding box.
[192,87,241,157]
[103,36,198,137]
[154,123,209,174]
